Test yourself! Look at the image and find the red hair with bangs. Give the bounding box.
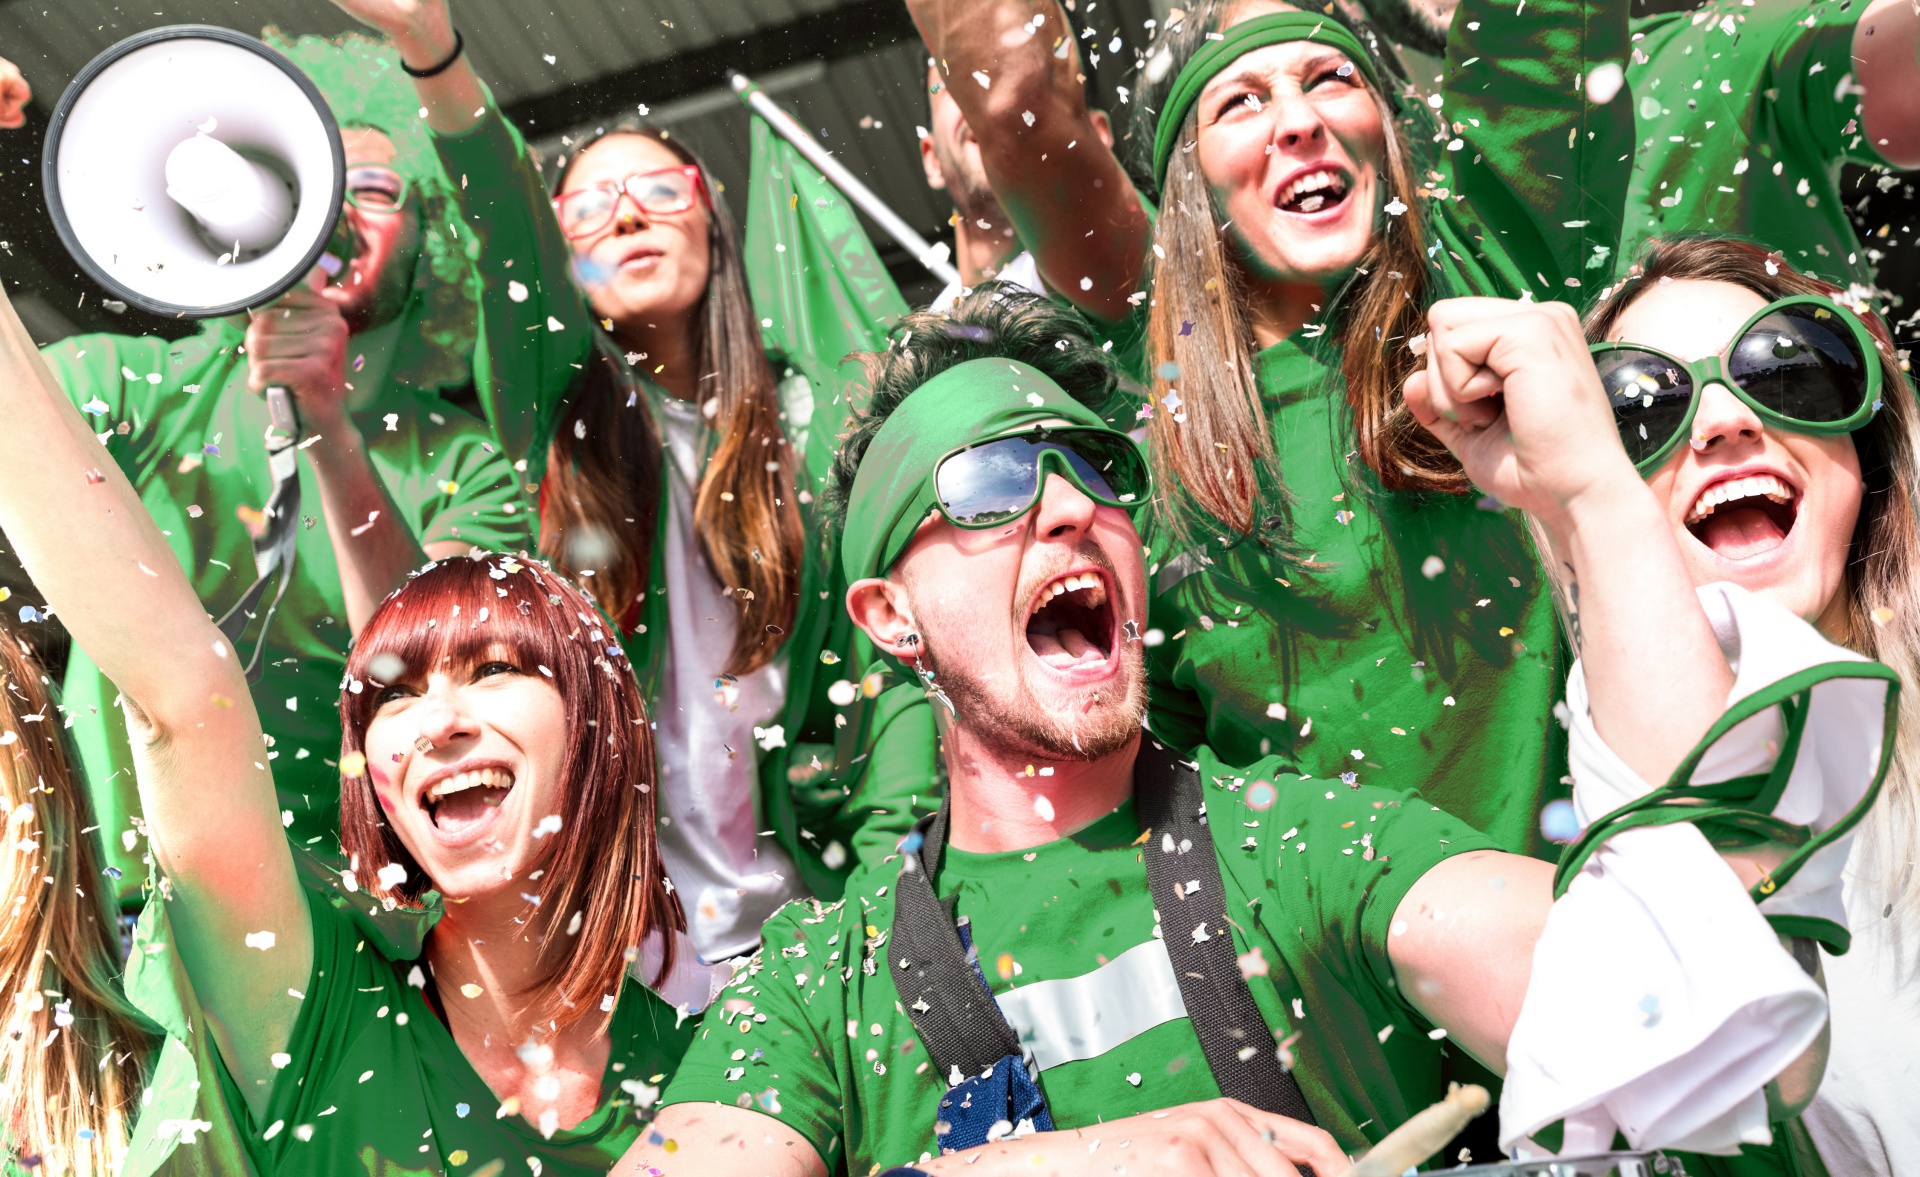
[337,554,682,1030]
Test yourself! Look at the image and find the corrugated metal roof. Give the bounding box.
[0,0,862,109]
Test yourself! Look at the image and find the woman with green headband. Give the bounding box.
[326,0,937,962]
[1134,0,1632,860]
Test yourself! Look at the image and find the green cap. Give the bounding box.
[841,358,1116,583]
[1151,12,1383,187]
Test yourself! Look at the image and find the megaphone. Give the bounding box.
[42,25,348,678]
[42,24,345,318]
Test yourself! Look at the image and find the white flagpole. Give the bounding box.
[731,71,962,288]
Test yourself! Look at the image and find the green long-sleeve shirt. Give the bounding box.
[39,316,527,906]
[430,109,937,904]
[1620,0,1887,289]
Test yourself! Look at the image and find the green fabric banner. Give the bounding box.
[741,99,908,461]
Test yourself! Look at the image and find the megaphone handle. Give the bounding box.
[265,384,300,447]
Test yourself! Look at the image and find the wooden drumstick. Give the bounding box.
[1338,1083,1492,1177]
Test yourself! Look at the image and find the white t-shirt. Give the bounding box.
[1805,836,1920,1177]
[647,392,806,962]
[929,249,1043,312]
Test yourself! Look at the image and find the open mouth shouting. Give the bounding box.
[419,760,518,843]
[1683,471,1800,562]
[1025,569,1120,680]
[1275,165,1352,217]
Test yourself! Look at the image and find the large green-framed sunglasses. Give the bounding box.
[932,427,1151,528]
[1591,295,1882,474]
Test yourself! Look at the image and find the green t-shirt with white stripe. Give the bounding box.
[660,747,1498,1172]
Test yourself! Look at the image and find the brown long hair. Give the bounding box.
[0,629,151,1174]
[1585,236,1920,954]
[1133,1,1449,553]
[548,125,803,676]
[338,557,684,1033]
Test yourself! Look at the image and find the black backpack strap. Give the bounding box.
[1135,736,1317,1125]
[888,803,1023,1080]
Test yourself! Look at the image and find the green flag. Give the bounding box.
[741,100,909,481]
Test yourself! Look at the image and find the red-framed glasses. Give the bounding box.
[552,165,705,239]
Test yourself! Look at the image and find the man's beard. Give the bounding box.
[936,143,1010,237]
[928,645,1145,762]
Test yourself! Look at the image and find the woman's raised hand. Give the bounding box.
[327,0,484,135]
[1403,296,1641,529]
[326,0,457,66]
[0,56,30,129]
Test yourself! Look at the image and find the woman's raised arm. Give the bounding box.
[0,280,309,1116]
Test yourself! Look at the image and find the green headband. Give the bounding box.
[842,358,1116,582]
[1151,12,1383,187]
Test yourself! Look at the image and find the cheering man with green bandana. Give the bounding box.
[607,286,1876,1176]
[37,31,526,905]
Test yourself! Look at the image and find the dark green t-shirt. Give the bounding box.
[1147,339,1568,860]
[40,320,528,905]
[1621,0,1886,289]
[1140,0,1625,862]
[123,878,697,1176]
[661,746,1498,1173]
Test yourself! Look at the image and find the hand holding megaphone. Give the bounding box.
[245,267,352,432]
[0,56,30,129]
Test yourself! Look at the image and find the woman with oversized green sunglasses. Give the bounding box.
[1583,238,1919,1175]
[1592,293,1882,474]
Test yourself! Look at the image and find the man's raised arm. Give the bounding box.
[907,0,1149,322]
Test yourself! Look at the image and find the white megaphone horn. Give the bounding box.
[42,25,346,319]
[42,25,348,677]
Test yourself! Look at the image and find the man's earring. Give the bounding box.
[895,632,921,651]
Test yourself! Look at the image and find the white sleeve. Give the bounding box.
[1499,582,1897,1157]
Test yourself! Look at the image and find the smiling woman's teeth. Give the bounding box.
[1278,171,1346,213]
[428,766,514,802]
[1685,473,1795,524]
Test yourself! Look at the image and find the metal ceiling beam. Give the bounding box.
[500,0,918,135]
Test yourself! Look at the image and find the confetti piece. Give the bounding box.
[1539,799,1581,843]
[244,931,276,950]
[1237,946,1269,979]
[461,983,484,999]
[340,751,367,778]
[1585,61,1625,104]
[1871,607,1894,627]
[1125,1072,1142,1086]
[376,862,408,890]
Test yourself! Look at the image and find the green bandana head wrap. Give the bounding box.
[842,358,1118,583]
[1151,12,1385,187]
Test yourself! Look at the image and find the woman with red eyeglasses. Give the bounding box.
[327,0,935,966]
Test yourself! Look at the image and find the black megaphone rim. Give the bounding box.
[40,24,348,320]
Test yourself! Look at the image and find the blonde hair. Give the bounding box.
[0,629,150,1173]
[1585,236,1920,959]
